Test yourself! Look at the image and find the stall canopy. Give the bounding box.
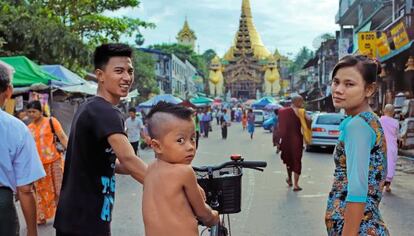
[137,94,183,108]
[0,56,60,87]
[41,65,98,95]
[41,65,84,87]
[252,96,276,109]
[190,96,213,106]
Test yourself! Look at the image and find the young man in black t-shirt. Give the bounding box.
[54,44,147,236]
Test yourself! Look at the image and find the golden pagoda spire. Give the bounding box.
[176,17,197,50]
[242,0,252,18]
[224,0,271,61]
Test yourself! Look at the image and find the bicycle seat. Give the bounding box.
[230,154,242,161]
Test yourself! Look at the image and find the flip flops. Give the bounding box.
[293,187,303,192]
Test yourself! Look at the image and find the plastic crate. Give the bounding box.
[195,166,242,214]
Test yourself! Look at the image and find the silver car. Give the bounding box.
[306,113,346,151]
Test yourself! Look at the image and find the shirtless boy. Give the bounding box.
[142,102,219,236]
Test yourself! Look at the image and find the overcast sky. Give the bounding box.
[110,0,340,58]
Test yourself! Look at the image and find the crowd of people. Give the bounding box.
[0,44,401,236]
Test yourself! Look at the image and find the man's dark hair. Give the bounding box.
[146,102,193,138]
[0,64,11,93]
[128,107,136,113]
[93,43,133,70]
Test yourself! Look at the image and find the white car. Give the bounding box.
[306,113,346,151]
[253,110,265,126]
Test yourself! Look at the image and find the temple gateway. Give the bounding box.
[208,0,280,99]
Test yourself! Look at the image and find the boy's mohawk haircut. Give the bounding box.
[146,102,193,138]
[146,102,192,120]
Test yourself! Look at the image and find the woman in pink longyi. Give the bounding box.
[379,104,399,193]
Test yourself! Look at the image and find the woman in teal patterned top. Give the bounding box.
[325,55,389,235]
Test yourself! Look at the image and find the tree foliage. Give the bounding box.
[132,50,158,100]
[289,46,314,73]
[0,0,153,74]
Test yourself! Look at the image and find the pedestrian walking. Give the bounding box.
[26,100,68,225]
[0,61,46,236]
[277,95,310,191]
[193,110,200,149]
[125,107,144,155]
[241,111,247,131]
[325,55,389,235]
[247,109,255,139]
[272,109,280,153]
[220,109,230,139]
[380,104,399,193]
[54,43,147,236]
[217,109,223,125]
[201,110,210,137]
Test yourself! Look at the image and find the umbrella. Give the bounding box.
[244,99,256,106]
[264,103,283,110]
[137,94,183,108]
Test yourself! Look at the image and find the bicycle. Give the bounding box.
[193,154,267,236]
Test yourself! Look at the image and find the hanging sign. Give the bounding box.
[376,32,391,58]
[391,21,410,50]
[358,32,377,58]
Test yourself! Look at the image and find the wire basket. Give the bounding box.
[195,166,242,214]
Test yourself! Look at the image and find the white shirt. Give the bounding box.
[0,109,45,192]
[125,116,143,142]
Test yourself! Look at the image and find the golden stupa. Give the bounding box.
[223,0,271,61]
[209,0,279,98]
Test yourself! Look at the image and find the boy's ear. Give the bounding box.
[151,139,162,154]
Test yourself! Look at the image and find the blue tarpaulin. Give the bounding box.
[41,65,84,87]
[252,97,276,109]
[137,94,183,108]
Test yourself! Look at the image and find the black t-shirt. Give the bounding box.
[54,96,125,235]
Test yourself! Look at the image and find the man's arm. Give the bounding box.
[108,133,147,183]
[115,159,129,175]
[181,165,219,226]
[17,184,38,236]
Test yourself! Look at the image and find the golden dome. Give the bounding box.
[224,0,271,61]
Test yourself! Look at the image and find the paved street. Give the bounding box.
[19,122,414,235]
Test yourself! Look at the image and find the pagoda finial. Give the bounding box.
[242,0,252,18]
[176,17,197,50]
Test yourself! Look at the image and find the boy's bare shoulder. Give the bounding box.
[170,164,195,178]
[146,161,195,179]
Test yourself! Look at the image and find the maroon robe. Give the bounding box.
[277,107,303,175]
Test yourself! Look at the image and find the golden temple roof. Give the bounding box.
[224,0,271,61]
[176,18,197,41]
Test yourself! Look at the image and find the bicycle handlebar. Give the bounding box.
[193,160,267,172]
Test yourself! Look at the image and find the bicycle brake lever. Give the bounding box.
[248,167,264,172]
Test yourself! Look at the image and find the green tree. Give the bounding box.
[0,2,90,72]
[149,43,193,62]
[0,1,154,73]
[132,50,158,100]
[202,49,217,65]
[35,0,155,45]
[289,46,314,73]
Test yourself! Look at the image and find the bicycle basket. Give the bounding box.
[195,166,242,214]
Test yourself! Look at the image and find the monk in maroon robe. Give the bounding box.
[277,95,310,191]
